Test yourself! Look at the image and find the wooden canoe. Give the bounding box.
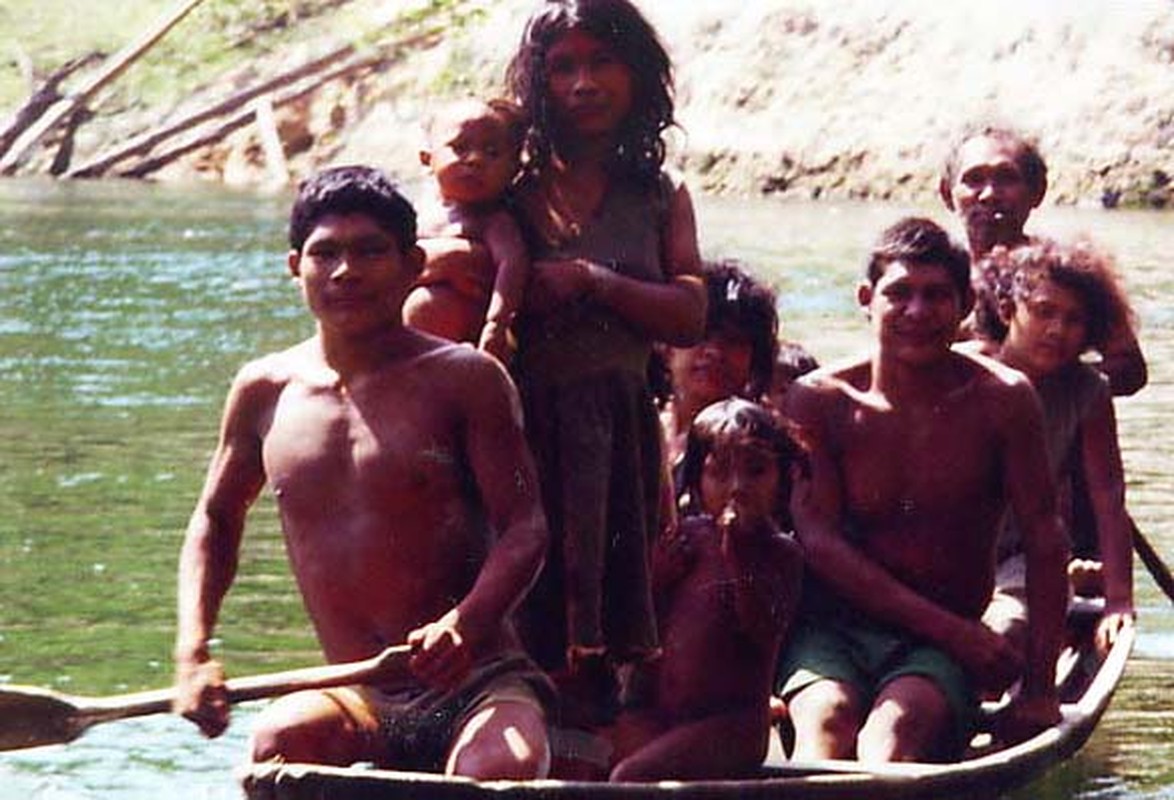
[241,599,1133,800]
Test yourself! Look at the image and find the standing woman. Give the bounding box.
[506,0,706,723]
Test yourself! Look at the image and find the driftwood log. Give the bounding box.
[0,0,207,175]
[0,54,102,163]
[65,43,360,179]
[92,29,440,180]
[114,41,430,179]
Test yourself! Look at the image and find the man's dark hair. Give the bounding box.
[288,166,417,253]
[867,217,971,297]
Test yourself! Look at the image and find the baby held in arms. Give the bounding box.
[405,98,529,363]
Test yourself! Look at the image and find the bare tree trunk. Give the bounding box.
[0,54,101,164]
[68,28,442,180]
[49,107,95,176]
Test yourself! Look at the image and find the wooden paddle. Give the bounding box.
[0,643,411,752]
[1132,517,1174,605]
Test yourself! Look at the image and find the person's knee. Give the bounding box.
[609,754,651,783]
[787,681,862,758]
[447,703,551,780]
[860,676,952,762]
[248,692,360,766]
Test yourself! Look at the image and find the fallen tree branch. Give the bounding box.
[0,54,102,163]
[0,0,207,175]
[67,29,441,179]
[116,46,411,179]
[66,44,353,178]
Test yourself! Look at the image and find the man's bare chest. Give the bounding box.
[262,384,463,495]
[837,405,1000,517]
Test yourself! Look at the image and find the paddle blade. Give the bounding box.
[0,685,85,751]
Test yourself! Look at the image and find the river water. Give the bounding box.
[0,179,1171,799]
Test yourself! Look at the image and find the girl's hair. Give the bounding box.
[703,259,780,399]
[973,237,1135,351]
[775,340,820,383]
[678,398,809,528]
[647,260,779,406]
[505,0,675,185]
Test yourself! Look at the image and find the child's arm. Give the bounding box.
[1078,385,1135,650]
[652,519,698,609]
[530,180,706,346]
[1098,324,1147,397]
[477,211,529,361]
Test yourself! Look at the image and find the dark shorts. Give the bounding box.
[322,653,554,770]
[776,617,978,751]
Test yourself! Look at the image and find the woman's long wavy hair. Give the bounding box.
[505,0,675,186]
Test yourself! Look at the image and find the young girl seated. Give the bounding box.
[606,399,805,781]
[973,237,1135,653]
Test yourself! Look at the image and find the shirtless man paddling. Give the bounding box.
[173,166,551,778]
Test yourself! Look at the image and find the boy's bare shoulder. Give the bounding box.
[951,348,1035,398]
[786,356,871,410]
[231,340,317,393]
[413,338,518,400]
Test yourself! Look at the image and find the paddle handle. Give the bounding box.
[1131,518,1174,605]
[82,643,412,722]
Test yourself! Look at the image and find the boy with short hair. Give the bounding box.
[173,165,552,778]
[778,217,1068,762]
[405,98,529,362]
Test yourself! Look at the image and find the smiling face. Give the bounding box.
[423,103,520,207]
[544,28,634,143]
[288,213,423,337]
[862,260,969,368]
[945,135,1044,255]
[1001,278,1089,379]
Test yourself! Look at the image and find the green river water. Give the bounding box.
[0,179,1171,798]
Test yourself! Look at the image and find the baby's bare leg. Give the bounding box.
[403,284,484,343]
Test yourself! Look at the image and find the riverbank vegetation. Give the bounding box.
[1,0,1171,207]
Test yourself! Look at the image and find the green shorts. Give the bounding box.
[775,617,977,752]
